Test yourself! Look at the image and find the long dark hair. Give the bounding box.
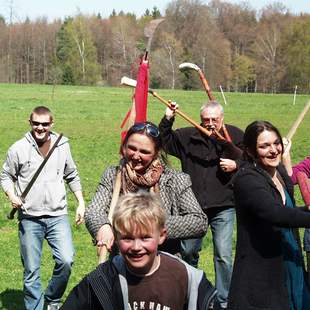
[243,120,284,161]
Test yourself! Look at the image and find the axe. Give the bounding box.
[179,62,215,101]
[178,62,233,143]
[121,76,214,138]
[144,18,165,54]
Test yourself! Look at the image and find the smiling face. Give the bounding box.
[255,130,283,173]
[30,113,53,143]
[123,133,157,174]
[117,223,166,276]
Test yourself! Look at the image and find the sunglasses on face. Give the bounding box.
[131,123,160,138]
[31,121,51,127]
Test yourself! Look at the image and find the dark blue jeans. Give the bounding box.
[19,215,74,310]
[181,207,235,308]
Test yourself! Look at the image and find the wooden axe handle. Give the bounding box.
[286,100,310,140]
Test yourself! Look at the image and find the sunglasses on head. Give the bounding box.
[131,123,160,138]
[31,121,51,127]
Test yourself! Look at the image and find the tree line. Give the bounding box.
[0,0,309,93]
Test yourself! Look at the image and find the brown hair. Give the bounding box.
[30,106,53,122]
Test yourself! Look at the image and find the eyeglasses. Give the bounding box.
[131,123,160,138]
[31,121,51,127]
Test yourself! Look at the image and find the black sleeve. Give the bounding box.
[197,272,217,310]
[218,125,244,160]
[60,277,92,310]
[158,116,182,158]
[234,170,310,228]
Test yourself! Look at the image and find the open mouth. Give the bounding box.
[127,253,147,262]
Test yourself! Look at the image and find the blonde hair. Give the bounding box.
[112,191,166,235]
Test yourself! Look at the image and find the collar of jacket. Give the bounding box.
[239,161,294,199]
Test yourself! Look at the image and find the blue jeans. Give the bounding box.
[181,207,235,308]
[19,215,74,310]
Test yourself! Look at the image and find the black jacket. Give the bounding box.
[228,162,310,310]
[159,117,244,210]
[60,252,217,310]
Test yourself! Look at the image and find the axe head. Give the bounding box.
[179,62,201,72]
[121,76,137,88]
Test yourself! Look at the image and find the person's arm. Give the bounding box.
[158,106,183,158]
[234,169,310,228]
[291,156,310,184]
[62,143,85,225]
[281,137,293,177]
[60,276,91,309]
[0,147,23,208]
[217,125,244,160]
[73,190,85,225]
[84,166,116,250]
[63,143,82,191]
[164,172,208,239]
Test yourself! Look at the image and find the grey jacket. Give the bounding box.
[85,165,208,242]
[0,131,82,218]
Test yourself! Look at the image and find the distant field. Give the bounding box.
[0,83,309,309]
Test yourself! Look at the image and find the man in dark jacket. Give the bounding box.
[158,101,243,310]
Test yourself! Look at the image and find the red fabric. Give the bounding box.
[134,60,149,123]
[296,171,310,205]
[120,58,149,142]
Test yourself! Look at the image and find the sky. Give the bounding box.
[0,0,309,22]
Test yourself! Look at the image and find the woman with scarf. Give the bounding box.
[228,120,310,310]
[85,122,208,256]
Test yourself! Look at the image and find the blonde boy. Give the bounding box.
[61,192,216,310]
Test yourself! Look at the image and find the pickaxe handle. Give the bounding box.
[286,100,310,141]
[197,69,215,101]
[150,90,213,137]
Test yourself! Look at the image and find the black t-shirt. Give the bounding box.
[127,254,188,310]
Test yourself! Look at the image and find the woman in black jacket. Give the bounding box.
[228,120,310,310]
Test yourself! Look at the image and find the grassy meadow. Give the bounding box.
[0,83,309,309]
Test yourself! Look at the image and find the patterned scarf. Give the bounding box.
[121,158,163,194]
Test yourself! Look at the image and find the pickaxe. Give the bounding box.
[179,62,233,143]
[179,62,215,101]
[121,76,215,138]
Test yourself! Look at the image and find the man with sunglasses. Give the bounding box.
[159,101,243,310]
[0,106,85,310]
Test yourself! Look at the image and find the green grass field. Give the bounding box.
[0,83,309,309]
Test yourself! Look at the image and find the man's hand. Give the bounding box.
[73,190,85,225]
[220,158,237,173]
[96,224,115,255]
[165,102,178,120]
[7,192,23,209]
[75,202,85,225]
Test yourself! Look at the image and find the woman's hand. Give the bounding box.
[96,224,115,255]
